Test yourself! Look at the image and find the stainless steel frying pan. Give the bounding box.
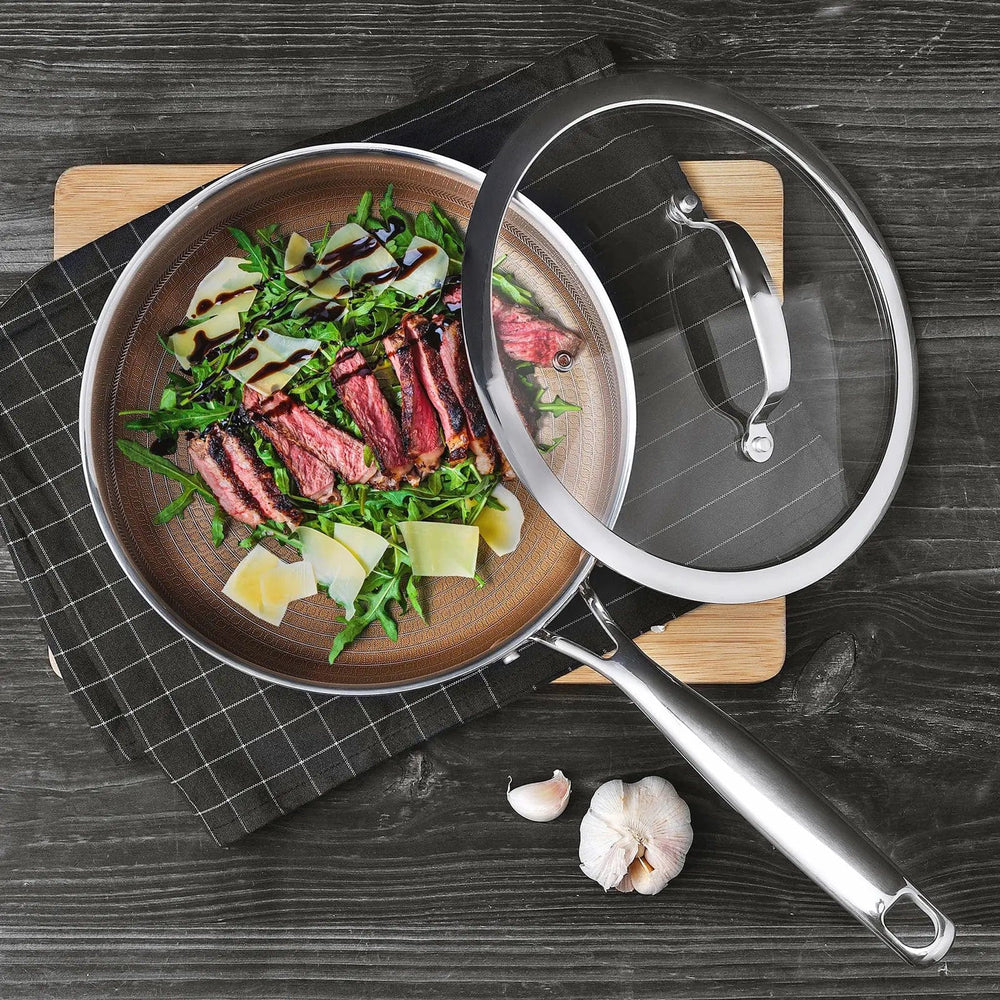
[82,133,953,965]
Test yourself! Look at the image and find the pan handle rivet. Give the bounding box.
[553,351,574,372]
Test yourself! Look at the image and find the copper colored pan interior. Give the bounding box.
[84,146,627,692]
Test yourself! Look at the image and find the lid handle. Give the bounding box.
[668,189,791,462]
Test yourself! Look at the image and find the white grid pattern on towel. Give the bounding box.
[0,46,629,841]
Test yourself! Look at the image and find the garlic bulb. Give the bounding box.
[579,776,692,894]
[507,770,571,822]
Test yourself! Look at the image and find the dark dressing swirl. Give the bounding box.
[191,285,254,318]
[229,328,316,389]
[247,351,316,387]
[376,217,407,243]
[296,298,346,323]
[179,321,242,367]
[319,233,382,271]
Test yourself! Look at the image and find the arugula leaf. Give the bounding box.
[328,569,404,662]
[116,439,213,500]
[537,435,566,454]
[492,267,538,308]
[414,210,444,245]
[535,394,582,415]
[228,226,269,276]
[153,487,197,524]
[211,508,225,547]
[405,573,425,622]
[118,439,225,535]
[348,190,374,227]
[122,404,235,434]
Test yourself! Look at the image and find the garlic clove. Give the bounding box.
[506,769,571,822]
[579,776,693,895]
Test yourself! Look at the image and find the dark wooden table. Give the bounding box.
[2,3,998,996]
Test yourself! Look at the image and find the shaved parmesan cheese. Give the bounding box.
[222,545,279,619]
[474,484,524,557]
[284,231,348,300]
[227,329,322,396]
[333,523,389,575]
[259,559,316,625]
[320,222,398,292]
[399,521,479,578]
[392,237,449,298]
[168,309,244,370]
[298,526,367,619]
[221,546,316,626]
[186,256,261,321]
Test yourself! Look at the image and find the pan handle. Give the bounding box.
[533,580,954,968]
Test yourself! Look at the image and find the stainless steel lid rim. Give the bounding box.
[461,71,916,604]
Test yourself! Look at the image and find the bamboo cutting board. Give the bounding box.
[54,161,785,685]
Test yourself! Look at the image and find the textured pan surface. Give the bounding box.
[84,146,627,691]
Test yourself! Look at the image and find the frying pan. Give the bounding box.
[82,136,953,965]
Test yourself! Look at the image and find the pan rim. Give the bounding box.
[79,141,630,696]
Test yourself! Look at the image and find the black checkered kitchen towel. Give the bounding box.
[0,38,696,844]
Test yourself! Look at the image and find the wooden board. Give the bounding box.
[54,161,785,685]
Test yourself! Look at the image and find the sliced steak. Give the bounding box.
[434,314,498,475]
[243,387,381,486]
[442,282,582,367]
[331,346,412,479]
[212,426,302,528]
[384,326,445,476]
[257,420,341,504]
[187,431,264,528]
[402,312,469,462]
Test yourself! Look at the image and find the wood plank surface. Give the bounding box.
[1,2,999,997]
[52,160,786,686]
[52,160,785,293]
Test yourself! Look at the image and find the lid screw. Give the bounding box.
[747,434,773,460]
[552,350,574,372]
[678,192,700,214]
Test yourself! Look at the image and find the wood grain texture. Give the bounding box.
[52,160,786,685]
[52,160,785,293]
[2,2,999,996]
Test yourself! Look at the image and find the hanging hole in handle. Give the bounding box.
[883,894,939,949]
[878,887,955,967]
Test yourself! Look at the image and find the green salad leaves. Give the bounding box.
[116,187,576,661]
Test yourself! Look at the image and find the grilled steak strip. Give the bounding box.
[383,327,445,476]
[256,419,341,504]
[331,346,412,480]
[243,387,383,486]
[442,282,582,367]
[188,431,265,528]
[402,312,469,462]
[434,314,497,475]
[214,427,302,528]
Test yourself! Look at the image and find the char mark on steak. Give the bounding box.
[384,327,445,476]
[188,425,301,528]
[331,346,412,480]
[243,387,384,486]
[188,430,265,528]
[434,314,498,475]
[401,312,469,462]
[442,282,582,367]
[213,426,302,528]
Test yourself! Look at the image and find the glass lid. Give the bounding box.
[461,73,915,603]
